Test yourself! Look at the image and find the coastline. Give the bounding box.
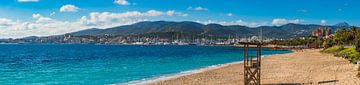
[122,61,245,85]
[148,49,360,85]
[121,53,289,85]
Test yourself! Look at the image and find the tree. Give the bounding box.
[323,39,333,49]
[353,26,360,52]
[356,39,360,52]
[351,26,358,45]
[333,29,352,45]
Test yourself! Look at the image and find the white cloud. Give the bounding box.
[227,13,233,16]
[195,7,208,11]
[32,14,56,23]
[0,14,83,37]
[187,6,208,11]
[272,18,304,26]
[32,14,41,18]
[197,20,267,27]
[147,10,164,16]
[60,4,80,12]
[320,20,327,25]
[0,10,188,38]
[166,10,188,16]
[114,0,130,5]
[17,0,39,2]
[166,11,175,16]
[50,12,56,16]
[0,18,16,27]
[80,10,188,27]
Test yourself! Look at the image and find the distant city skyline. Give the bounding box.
[0,0,359,38]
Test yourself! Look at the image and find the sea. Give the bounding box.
[0,44,292,85]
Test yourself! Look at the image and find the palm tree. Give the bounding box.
[351,26,360,52]
[351,26,357,45]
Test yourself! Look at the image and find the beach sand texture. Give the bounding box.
[149,49,360,85]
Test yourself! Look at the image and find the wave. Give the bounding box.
[118,54,286,85]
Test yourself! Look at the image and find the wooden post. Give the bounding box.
[241,42,261,85]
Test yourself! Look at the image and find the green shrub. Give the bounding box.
[323,40,329,49]
[323,46,345,54]
[323,46,360,64]
[356,39,360,52]
[338,46,360,63]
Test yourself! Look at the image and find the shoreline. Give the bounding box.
[122,61,244,85]
[120,54,286,85]
[148,49,360,85]
[0,43,302,49]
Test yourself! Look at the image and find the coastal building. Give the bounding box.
[311,27,332,37]
[64,34,73,41]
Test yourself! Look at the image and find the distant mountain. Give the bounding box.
[70,21,352,39]
[21,36,40,40]
[71,28,102,36]
[334,22,351,28]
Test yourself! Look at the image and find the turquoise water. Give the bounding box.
[0,44,291,85]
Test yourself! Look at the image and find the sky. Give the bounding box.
[0,0,358,38]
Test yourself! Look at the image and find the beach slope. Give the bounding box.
[149,49,360,85]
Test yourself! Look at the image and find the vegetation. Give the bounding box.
[71,21,350,39]
[323,46,344,54]
[332,26,360,45]
[356,39,360,52]
[268,25,360,64]
[321,26,360,64]
[333,28,353,45]
[321,26,360,78]
[338,47,360,63]
[323,46,360,64]
[270,36,317,46]
[322,38,333,49]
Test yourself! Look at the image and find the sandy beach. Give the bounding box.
[148,49,360,85]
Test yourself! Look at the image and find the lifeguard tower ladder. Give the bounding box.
[240,42,262,85]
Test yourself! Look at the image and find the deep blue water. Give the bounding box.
[0,44,291,85]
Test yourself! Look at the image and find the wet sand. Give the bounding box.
[148,49,360,85]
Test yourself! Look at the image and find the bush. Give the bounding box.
[356,39,360,52]
[323,46,345,54]
[323,46,360,64]
[323,41,329,49]
[338,47,360,63]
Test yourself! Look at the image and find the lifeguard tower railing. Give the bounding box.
[238,42,262,85]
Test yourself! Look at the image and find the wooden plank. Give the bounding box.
[243,42,261,85]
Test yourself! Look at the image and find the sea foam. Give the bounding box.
[120,54,277,85]
[120,61,244,85]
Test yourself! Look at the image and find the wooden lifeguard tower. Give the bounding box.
[239,42,262,85]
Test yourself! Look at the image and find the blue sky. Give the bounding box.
[0,0,358,38]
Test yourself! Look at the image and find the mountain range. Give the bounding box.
[70,21,352,39]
